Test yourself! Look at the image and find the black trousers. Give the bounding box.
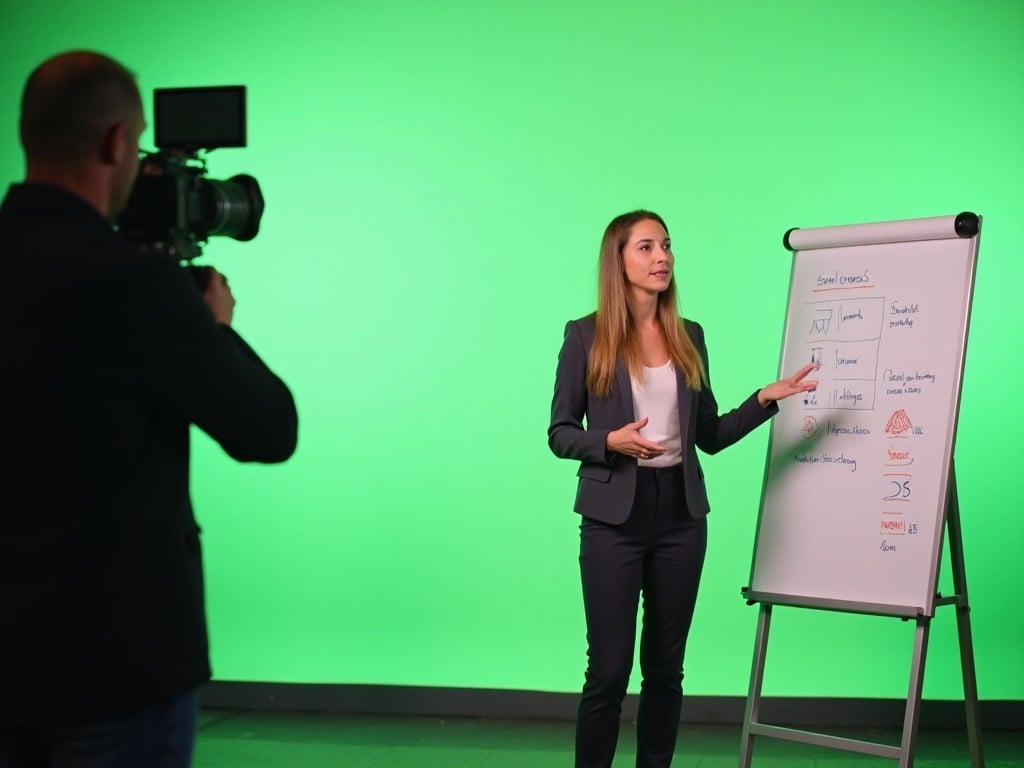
[576,465,708,768]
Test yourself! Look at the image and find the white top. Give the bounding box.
[630,361,683,468]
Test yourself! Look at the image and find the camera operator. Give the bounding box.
[0,50,297,768]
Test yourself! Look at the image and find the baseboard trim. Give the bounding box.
[200,682,1022,730]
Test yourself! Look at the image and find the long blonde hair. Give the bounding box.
[586,210,706,397]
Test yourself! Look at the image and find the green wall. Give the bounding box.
[2,0,1021,700]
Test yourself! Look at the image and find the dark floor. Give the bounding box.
[193,710,1023,767]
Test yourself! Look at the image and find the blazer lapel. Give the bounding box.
[616,362,635,422]
[675,365,695,444]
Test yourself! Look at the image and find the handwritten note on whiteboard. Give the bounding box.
[747,215,979,617]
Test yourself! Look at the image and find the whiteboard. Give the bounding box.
[746,213,980,618]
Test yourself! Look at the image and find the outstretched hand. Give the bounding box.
[757,362,819,407]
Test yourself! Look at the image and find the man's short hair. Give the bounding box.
[19,50,142,167]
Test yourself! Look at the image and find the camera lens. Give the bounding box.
[198,174,264,241]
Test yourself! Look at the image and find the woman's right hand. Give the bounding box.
[606,417,667,461]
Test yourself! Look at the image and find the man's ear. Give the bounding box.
[99,121,127,166]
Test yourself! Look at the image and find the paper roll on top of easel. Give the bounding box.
[784,212,979,251]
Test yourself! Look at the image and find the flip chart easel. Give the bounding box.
[738,213,985,768]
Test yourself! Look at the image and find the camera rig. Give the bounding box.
[116,85,264,262]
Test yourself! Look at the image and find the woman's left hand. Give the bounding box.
[757,362,819,407]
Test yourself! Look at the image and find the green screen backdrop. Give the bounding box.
[2,0,1021,702]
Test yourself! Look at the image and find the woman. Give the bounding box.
[548,210,816,768]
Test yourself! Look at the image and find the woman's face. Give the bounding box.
[622,218,673,295]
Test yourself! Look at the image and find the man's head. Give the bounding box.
[19,51,145,219]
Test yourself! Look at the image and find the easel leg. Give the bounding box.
[946,463,986,768]
[955,603,985,768]
[899,616,930,768]
[738,603,771,768]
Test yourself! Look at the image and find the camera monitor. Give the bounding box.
[153,85,246,150]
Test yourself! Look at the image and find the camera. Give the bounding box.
[116,86,264,266]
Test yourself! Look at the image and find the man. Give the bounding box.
[0,51,298,767]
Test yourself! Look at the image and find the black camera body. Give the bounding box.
[116,86,264,262]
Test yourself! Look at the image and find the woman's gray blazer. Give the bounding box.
[548,313,777,524]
